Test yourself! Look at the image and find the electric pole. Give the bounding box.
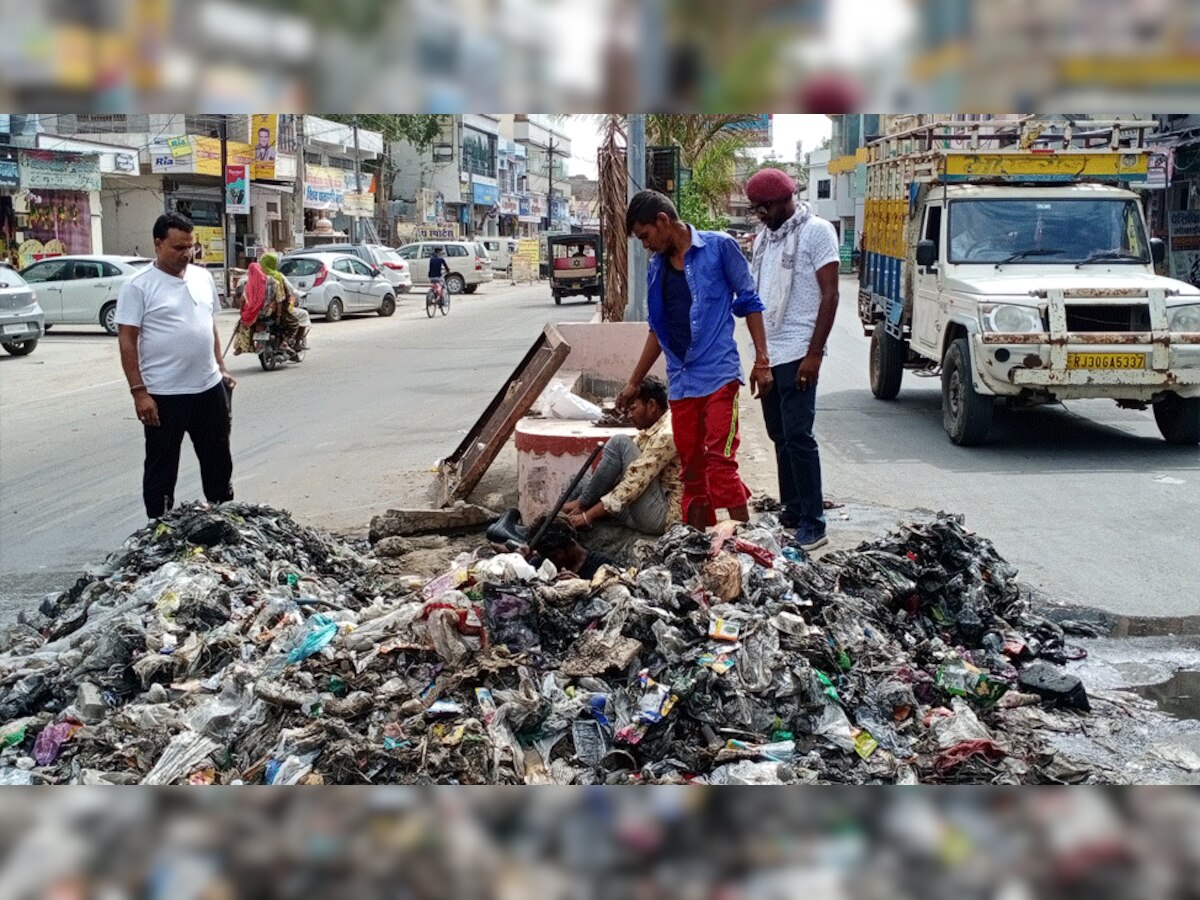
[352,118,363,243]
[219,113,230,302]
[547,132,556,234]
[293,114,305,251]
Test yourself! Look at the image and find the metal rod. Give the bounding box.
[527,443,603,551]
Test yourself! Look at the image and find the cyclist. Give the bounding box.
[428,246,453,308]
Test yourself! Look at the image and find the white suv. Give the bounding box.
[396,241,494,294]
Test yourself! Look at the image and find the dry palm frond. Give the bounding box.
[598,114,629,322]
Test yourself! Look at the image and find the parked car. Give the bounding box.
[19,254,153,335]
[277,252,397,321]
[0,266,45,356]
[480,237,517,274]
[395,240,494,294]
[298,243,413,293]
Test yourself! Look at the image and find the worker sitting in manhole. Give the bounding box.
[561,376,682,536]
[526,514,617,580]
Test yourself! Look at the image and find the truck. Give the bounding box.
[858,117,1200,446]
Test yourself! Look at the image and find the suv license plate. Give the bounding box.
[3,324,27,335]
[1066,352,1145,370]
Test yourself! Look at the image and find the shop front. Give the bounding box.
[303,165,349,244]
[151,135,254,267]
[4,149,103,268]
[498,193,520,237]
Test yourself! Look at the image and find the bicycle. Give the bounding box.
[425,278,450,317]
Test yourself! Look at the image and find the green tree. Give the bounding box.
[320,114,448,152]
[646,114,758,219]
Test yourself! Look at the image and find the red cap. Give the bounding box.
[745,168,797,203]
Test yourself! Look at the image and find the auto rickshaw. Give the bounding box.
[547,233,602,305]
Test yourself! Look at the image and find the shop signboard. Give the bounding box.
[304,165,345,211]
[19,150,101,192]
[1168,209,1200,288]
[472,182,499,206]
[0,157,18,188]
[499,194,520,216]
[150,138,253,176]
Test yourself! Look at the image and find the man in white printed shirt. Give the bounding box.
[561,377,682,536]
[116,212,238,519]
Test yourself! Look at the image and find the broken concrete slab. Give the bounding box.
[369,503,498,542]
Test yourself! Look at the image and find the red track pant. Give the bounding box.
[669,380,750,527]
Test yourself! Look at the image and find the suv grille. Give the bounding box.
[1064,304,1151,332]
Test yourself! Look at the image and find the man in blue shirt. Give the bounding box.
[617,190,773,529]
[428,247,453,302]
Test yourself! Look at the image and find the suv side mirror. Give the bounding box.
[916,239,938,268]
[1150,237,1165,265]
[371,266,382,277]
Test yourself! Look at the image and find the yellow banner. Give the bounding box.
[516,239,540,264]
[189,137,253,177]
[944,152,1148,180]
[251,114,278,180]
[192,225,224,265]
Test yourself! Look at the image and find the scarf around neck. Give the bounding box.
[751,203,812,330]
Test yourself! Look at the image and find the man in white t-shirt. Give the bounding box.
[746,168,841,552]
[116,212,238,519]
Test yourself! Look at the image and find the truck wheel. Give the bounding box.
[869,327,906,400]
[941,338,992,445]
[1153,393,1200,445]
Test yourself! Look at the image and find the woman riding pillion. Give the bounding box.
[231,253,309,356]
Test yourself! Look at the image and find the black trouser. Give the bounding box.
[143,381,234,518]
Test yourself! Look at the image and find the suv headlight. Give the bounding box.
[1168,303,1200,332]
[981,304,1043,333]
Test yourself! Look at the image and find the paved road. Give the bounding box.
[812,275,1199,618]
[0,279,596,620]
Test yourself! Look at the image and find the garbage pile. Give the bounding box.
[0,502,1115,785]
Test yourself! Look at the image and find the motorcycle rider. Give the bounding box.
[428,246,453,307]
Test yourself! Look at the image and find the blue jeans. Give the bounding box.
[760,358,825,536]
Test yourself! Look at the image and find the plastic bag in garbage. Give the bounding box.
[541,381,603,420]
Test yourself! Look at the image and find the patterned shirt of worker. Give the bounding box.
[600,411,683,522]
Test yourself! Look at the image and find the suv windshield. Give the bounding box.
[947,199,1149,264]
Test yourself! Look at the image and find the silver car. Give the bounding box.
[19,254,153,335]
[0,266,45,356]
[278,252,397,322]
[300,243,414,294]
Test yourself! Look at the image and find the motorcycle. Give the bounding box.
[253,314,307,371]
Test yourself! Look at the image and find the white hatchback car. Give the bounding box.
[19,255,153,335]
[278,252,397,321]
